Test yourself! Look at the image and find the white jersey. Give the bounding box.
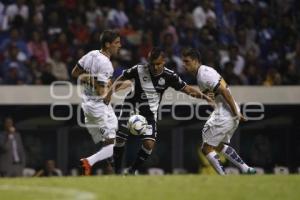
[78,50,118,142]
[78,50,114,103]
[196,65,239,117]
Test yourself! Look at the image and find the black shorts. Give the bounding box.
[116,109,157,141]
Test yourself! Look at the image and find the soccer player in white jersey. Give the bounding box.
[71,30,121,175]
[181,48,256,175]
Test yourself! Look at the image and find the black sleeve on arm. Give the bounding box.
[77,63,84,70]
[122,66,138,80]
[213,78,222,93]
[169,73,187,91]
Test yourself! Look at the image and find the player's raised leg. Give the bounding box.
[81,138,115,175]
[80,106,118,175]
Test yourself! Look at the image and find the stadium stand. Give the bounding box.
[0,0,299,85]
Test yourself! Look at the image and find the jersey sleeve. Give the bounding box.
[201,68,221,92]
[169,73,187,91]
[77,54,89,70]
[122,65,138,80]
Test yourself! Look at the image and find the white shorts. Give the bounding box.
[82,101,118,144]
[202,110,239,147]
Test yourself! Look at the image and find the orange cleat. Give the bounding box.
[80,158,92,176]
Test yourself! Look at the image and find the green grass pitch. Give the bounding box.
[0,175,299,200]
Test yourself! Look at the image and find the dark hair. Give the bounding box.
[148,47,164,64]
[181,48,201,61]
[100,30,120,48]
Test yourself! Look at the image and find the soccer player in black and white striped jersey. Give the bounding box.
[104,47,213,174]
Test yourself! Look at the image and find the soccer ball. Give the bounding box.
[127,115,148,135]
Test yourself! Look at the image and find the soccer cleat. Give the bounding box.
[245,167,257,175]
[123,167,138,175]
[80,158,92,176]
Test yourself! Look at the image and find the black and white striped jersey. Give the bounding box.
[121,64,187,121]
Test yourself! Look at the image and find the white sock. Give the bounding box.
[86,144,114,166]
[206,151,225,175]
[221,144,249,173]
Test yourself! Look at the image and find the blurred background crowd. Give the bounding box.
[0,0,300,85]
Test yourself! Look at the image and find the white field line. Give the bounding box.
[0,184,96,200]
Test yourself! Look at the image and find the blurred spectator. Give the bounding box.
[25,12,45,37]
[286,40,300,80]
[35,159,62,177]
[85,0,103,31]
[192,0,216,30]
[2,44,30,84]
[40,61,56,84]
[48,50,69,81]
[217,0,237,45]
[3,62,26,85]
[236,27,260,59]
[198,26,218,54]
[221,44,246,83]
[165,46,183,73]
[5,0,29,27]
[0,2,8,31]
[45,11,64,42]
[257,16,275,59]
[138,30,153,62]
[0,28,29,59]
[49,32,72,63]
[160,33,180,56]
[244,62,263,85]
[27,57,42,84]
[222,62,243,85]
[27,31,50,65]
[180,28,200,49]
[263,68,282,86]
[29,0,45,18]
[160,17,178,45]
[282,61,299,85]
[0,0,299,86]
[69,15,90,46]
[0,117,26,177]
[107,1,129,29]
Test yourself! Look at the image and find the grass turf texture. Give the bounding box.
[0,175,299,200]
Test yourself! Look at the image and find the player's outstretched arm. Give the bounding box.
[181,85,214,106]
[103,75,132,105]
[217,78,247,122]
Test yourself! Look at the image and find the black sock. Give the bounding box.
[113,145,125,174]
[131,146,152,172]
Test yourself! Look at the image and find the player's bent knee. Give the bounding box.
[103,138,115,146]
[142,139,155,151]
[202,143,215,155]
[216,143,224,152]
[116,137,126,145]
